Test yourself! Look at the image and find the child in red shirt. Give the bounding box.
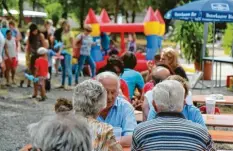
[33,47,49,101]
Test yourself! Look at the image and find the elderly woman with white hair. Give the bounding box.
[73,79,123,151]
[20,113,92,151]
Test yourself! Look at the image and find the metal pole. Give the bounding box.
[211,22,215,93]
[201,23,208,91]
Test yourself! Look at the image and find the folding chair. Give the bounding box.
[188,71,209,89]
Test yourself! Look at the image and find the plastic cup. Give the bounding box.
[205,97,216,114]
[113,127,122,141]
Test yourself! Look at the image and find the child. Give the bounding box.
[54,97,73,113]
[4,30,18,86]
[127,33,137,52]
[46,49,56,91]
[33,47,49,101]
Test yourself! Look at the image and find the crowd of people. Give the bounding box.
[19,72,215,151]
[0,19,216,150]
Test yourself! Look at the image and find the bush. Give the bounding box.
[223,23,233,56]
[171,21,212,63]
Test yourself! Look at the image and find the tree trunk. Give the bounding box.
[79,0,85,29]
[62,0,68,19]
[114,0,120,23]
[2,0,14,18]
[18,0,24,28]
[32,0,36,11]
[131,10,136,23]
[125,11,129,23]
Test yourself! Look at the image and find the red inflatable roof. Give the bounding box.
[143,7,158,22]
[99,9,111,23]
[84,8,99,24]
[155,9,165,24]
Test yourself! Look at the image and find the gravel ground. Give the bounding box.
[0,69,89,151]
[0,65,233,150]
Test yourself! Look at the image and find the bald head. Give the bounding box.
[151,66,171,81]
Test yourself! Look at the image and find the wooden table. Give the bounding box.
[209,130,233,143]
[135,111,233,128]
[123,147,130,151]
[193,95,233,105]
[203,114,233,127]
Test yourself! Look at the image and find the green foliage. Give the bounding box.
[148,0,189,17]
[45,2,62,19]
[223,23,233,55]
[171,21,209,63]
[5,0,19,9]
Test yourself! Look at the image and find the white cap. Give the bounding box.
[37,47,48,55]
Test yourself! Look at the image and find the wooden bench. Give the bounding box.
[209,130,233,143]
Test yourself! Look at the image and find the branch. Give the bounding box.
[1,0,16,20]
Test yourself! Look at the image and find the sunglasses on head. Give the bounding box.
[85,29,92,32]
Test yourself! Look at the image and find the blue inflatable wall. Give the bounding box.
[146,35,162,60]
[91,37,103,62]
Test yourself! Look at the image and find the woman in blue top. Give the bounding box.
[147,75,205,127]
[120,52,144,100]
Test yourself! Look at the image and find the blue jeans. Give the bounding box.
[61,53,72,86]
[75,55,96,83]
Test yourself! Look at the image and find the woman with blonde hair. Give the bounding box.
[74,24,96,84]
[58,21,73,90]
[160,47,188,81]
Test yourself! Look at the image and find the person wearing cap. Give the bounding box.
[33,47,49,101]
[74,24,96,84]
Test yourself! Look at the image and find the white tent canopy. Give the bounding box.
[3,9,47,17]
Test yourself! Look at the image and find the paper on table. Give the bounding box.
[134,110,142,114]
[215,99,226,102]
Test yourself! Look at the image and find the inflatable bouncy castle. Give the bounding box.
[80,7,165,72]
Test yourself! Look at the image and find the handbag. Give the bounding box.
[73,34,83,58]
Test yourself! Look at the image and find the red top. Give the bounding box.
[120,79,130,102]
[143,81,154,94]
[35,57,48,77]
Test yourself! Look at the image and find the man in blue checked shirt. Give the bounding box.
[96,71,137,147]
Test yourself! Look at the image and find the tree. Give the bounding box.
[123,0,145,23]
[70,0,100,28]
[100,0,122,23]
[2,0,15,18]
[18,0,23,28]
[45,2,62,26]
[223,23,233,56]
[28,0,47,11]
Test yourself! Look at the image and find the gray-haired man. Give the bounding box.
[132,80,215,151]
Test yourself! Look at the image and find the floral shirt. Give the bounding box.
[87,117,123,151]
